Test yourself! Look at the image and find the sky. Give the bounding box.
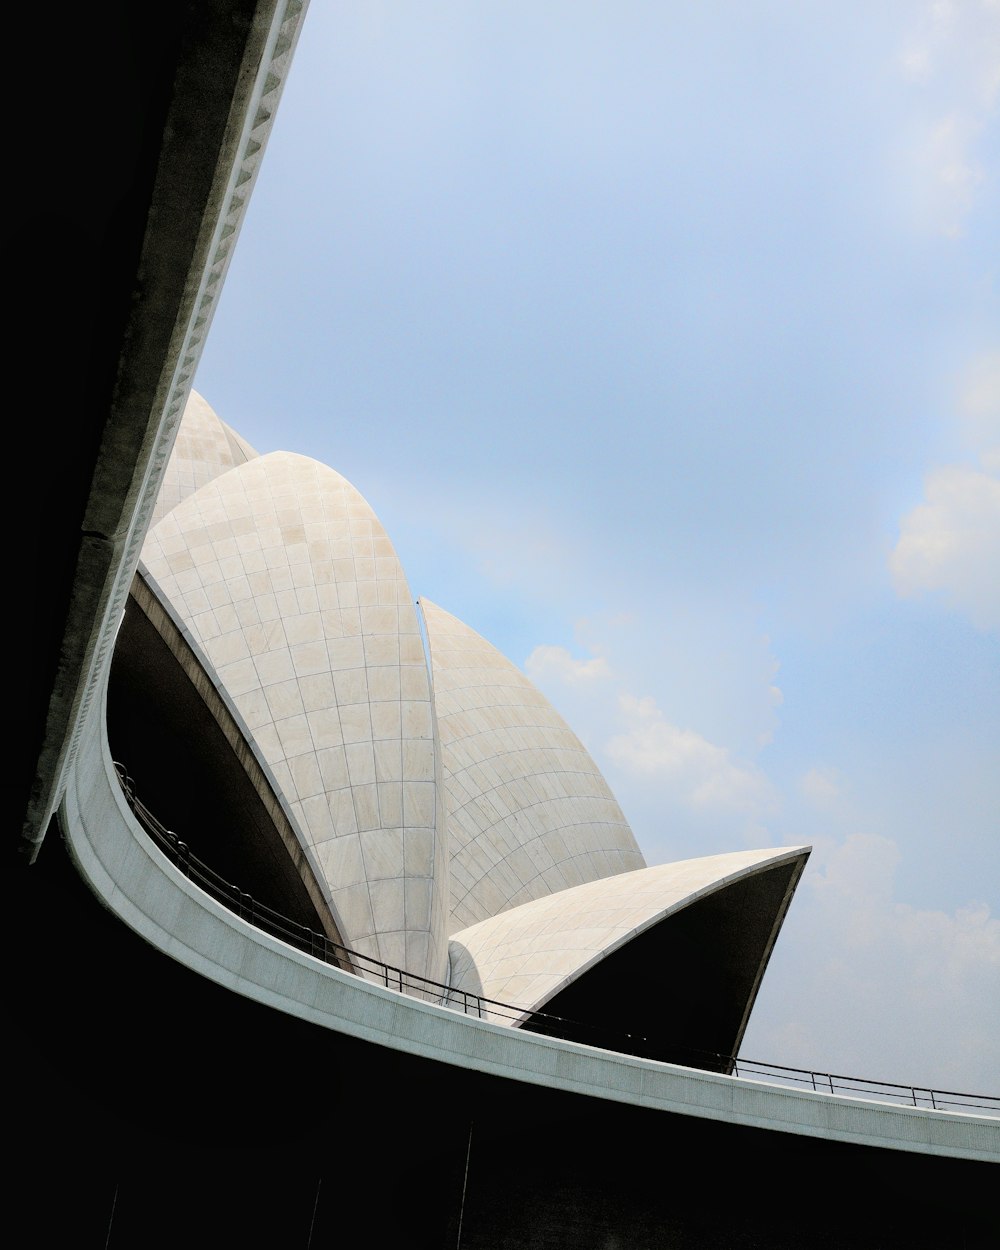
[193,1,999,1095]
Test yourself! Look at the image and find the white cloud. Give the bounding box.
[743,832,1000,1089]
[759,682,784,748]
[890,351,1000,629]
[889,463,1000,630]
[959,348,1000,471]
[899,0,1000,234]
[800,766,843,808]
[810,832,900,918]
[810,834,1000,1021]
[921,112,985,236]
[525,643,611,684]
[899,45,932,84]
[605,693,779,816]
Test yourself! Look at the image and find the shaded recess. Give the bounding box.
[521,858,805,1073]
[108,570,343,944]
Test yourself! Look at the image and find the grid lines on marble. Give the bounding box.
[448,847,810,1021]
[420,599,646,933]
[142,450,449,983]
[150,391,259,529]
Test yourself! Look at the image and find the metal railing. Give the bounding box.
[114,765,999,1119]
[728,1059,996,1115]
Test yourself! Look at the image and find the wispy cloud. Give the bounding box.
[898,0,1000,235]
[523,623,782,846]
[889,352,1000,631]
[744,832,1000,1088]
[812,832,1000,1045]
[526,643,611,684]
[606,692,779,817]
[799,766,844,808]
[919,112,986,236]
[890,464,1000,629]
[959,348,1000,471]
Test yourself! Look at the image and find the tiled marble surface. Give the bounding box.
[135,393,803,1008]
[150,390,259,529]
[448,847,809,1020]
[142,447,449,982]
[421,599,646,933]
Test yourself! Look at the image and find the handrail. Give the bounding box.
[113,764,999,1118]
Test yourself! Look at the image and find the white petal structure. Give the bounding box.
[122,389,810,1055]
[449,845,808,1016]
[420,598,646,932]
[150,390,259,528]
[141,449,449,982]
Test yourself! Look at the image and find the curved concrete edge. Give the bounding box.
[141,452,449,981]
[59,697,1000,1165]
[449,847,810,1022]
[23,0,310,858]
[131,560,351,949]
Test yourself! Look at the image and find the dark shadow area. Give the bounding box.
[11,831,993,1249]
[521,861,801,1072]
[17,0,280,856]
[107,577,335,937]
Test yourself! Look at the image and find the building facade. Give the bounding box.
[16,3,997,1245]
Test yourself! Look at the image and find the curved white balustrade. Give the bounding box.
[59,687,1000,1165]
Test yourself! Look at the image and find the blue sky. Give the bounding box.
[194,1,999,1093]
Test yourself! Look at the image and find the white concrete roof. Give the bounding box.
[449,846,810,1021]
[150,390,259,529]
[141,451,449,982]
[421,598,646,933]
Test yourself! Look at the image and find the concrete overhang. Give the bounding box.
[19,0,308,860]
